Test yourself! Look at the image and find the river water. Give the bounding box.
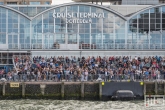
[0,100,164,110]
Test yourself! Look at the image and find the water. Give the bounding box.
[0,100,164,110]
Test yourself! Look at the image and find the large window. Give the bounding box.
[0,34,6,44]
[128,6,165,49]
[7,2,17,5]
[44,2,50,5]
[0,2,4,5]
[30,2,40,5]
[31,4,126,49]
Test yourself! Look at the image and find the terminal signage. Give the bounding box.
[52,12,105,23]
[10,83,19,87]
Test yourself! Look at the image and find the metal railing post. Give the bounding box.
[99,81,102,100]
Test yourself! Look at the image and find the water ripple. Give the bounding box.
[0,100,164,110]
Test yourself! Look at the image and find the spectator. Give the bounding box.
[9,55,165,82]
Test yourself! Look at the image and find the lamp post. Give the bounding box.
[80,49,82,60]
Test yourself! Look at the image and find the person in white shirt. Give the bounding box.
[37,70,41,80]
[155,68,160,80]
[104,69,109,81]
[84,69,88,81]
[135,69,141,81]
[65,68,70,81]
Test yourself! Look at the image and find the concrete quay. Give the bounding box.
[0,81,164,100]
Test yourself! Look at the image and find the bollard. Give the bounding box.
[81,81,84,99]
[99,81,102,100]
[155,81,157,95]
[2,82,5,96]
[22,82,25,97]
[61,81,64,99]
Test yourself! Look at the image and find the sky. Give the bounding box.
[52,0,73,5]
[51,0,109,5]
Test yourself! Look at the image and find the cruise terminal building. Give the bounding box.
[0,1,165,69]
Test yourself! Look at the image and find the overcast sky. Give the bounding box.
[52,0,73,5]
[52,0,109,5]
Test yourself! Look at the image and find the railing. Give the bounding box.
[7,43,165,50]
[80,44,165,50]
[1,73,165,82]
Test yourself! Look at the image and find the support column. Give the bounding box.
[2,82,5,96]
[81,81,84,99]
[61,81,64,99]
[164,82,165,95]
[144,82,146,95]
[149,9,150,49]
[99,81,102,100]
[155,81,157,95]
[40,84,46,96]
[22,82,25,97]
[144,82,146,102]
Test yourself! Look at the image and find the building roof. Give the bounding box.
[0,2,127,21]
[72,0,120,2]
[127,4,165,20]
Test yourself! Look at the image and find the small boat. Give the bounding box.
[111,90,136,101]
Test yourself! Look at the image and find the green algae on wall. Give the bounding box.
[0,84,3,97]
[64,84,81,100]
[4,83,22,99]
[146,84,155,95]
[25,84,43,99]
[157,84,164,95]
[84,83,99,100]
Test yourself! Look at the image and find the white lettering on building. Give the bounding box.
[52,12,105,23]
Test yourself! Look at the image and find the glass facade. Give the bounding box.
[10,6,52,17]
[0,2,4,5]
[0,4,165,50]
[128,6,165,49]
[44,2,50,5]
[33,5,126,49]
[30,2,40,5]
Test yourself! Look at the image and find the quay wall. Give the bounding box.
[0,82,99,100]
[0,81,164,100]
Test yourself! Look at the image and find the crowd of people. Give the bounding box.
[1,55,165,82]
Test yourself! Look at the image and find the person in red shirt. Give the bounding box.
[152,59,157,68]
[15,56,18,63]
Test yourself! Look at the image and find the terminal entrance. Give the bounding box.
[8,33,19,49]
[43,34,54,49]
[42,33,78,49]
[60,33,79,50]
[68,33,77,44]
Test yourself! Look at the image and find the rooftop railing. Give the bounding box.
[7,43,165,50]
